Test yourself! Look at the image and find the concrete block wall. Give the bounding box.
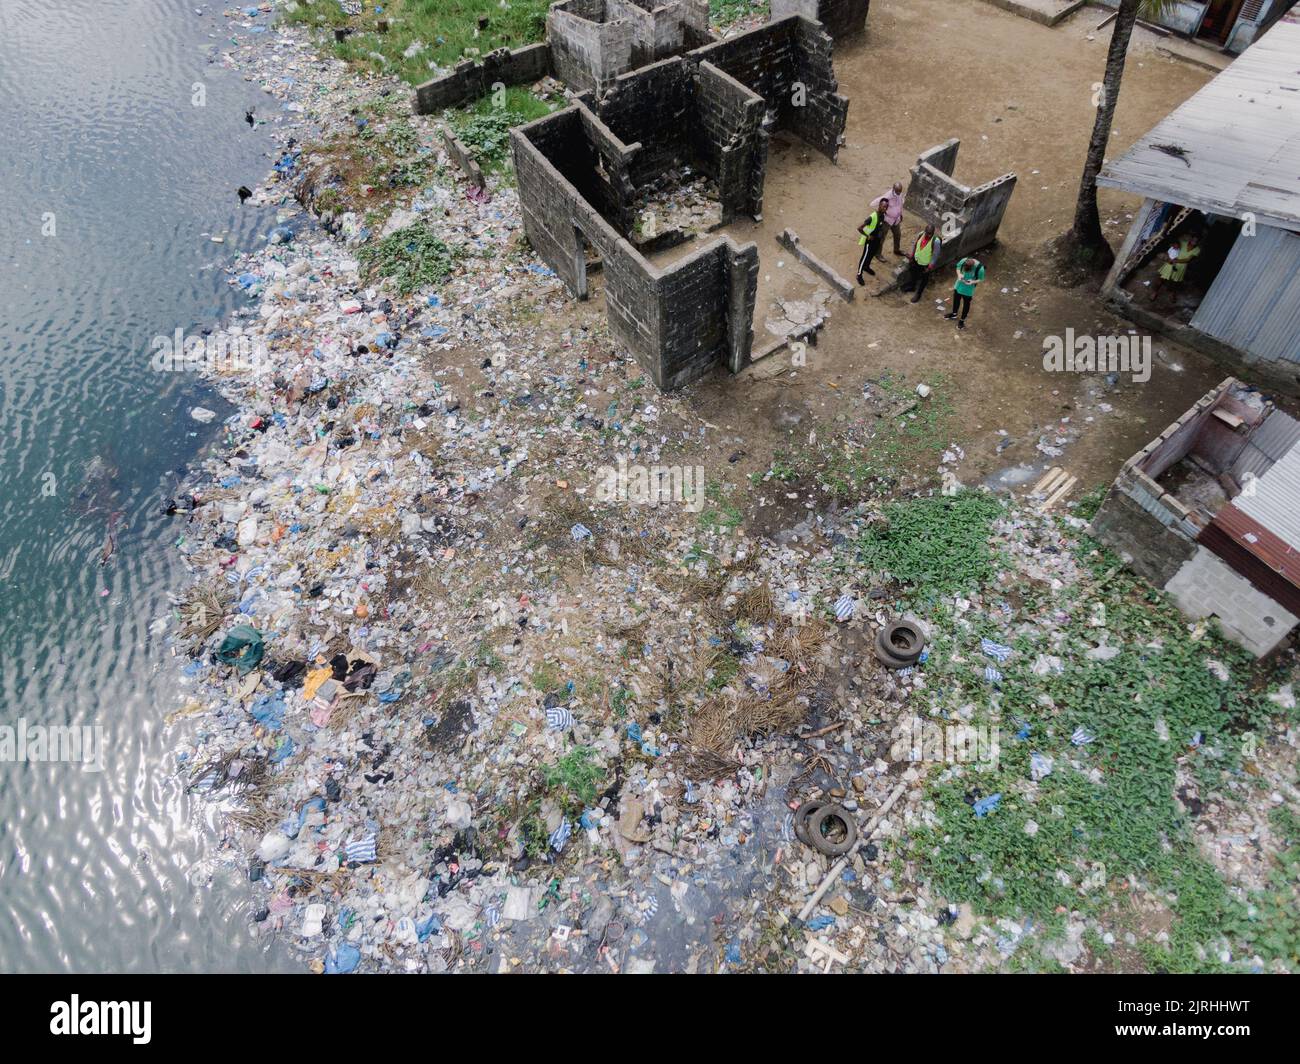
[1192,396,1265,471]
[574,103,641,233]
[690,15,849,163]
[549,0,710,97]
[1114,464,1201,540]
[512,111,658,357]
[905,139,1016,267]
[691,62,766,221]
[917,138,959,178]
[1088,385,1237,582]
[687,19,797,128]
[414,1,712,111]
[590,58,695,189]
[958,174,1017,260]
[512,110,759,390]
[590,19,843,222]
[1164,547,1298,657]
[549,1,634,95]
[441,130,486,190]
[414,44,551,113]
[789,16,851,160]
[1125,380,1264,480]
[1128,377,1235,478]
[1089,474,1199,586]
[610,0,711,65]
[655,239,760,387]
[1142,405,1215,479]
[770,0,870,40]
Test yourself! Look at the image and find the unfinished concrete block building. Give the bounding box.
[905,139,1017,267]
[1090,377,1300,657]
[548,0,712,94]
[415,1,712,111]
[510,14,849,391]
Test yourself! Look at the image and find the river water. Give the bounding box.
[0,0,291,971]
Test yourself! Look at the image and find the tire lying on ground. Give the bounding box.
[880,620,924,656]
[793,800,824,846]
[805,804,857,856]
[874,621,924,669]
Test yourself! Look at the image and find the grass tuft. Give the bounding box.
[358,221,459,293]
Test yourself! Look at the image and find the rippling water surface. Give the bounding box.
[0,0,292,971]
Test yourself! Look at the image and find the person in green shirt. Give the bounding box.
[1150,233,1201,304]
[944,256,985,329]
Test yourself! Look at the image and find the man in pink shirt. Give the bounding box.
[878,182,905,257]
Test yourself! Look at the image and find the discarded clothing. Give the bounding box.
[980,638,1013,662]
[217,624,265,674]
[344,833,377,864]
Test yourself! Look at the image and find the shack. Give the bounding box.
[1090,377,1300,656]
[1093,0,1295,54]
[1096,12,1300,395]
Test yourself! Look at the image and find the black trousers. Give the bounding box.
[857,235,883,277]
[887,221,902,255]
[951,291,972,320]
[900,261,931,298]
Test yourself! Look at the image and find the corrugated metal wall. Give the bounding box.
[1232,443,1300,556]
[1231,410,1300,483]
[1191,225,1300,365]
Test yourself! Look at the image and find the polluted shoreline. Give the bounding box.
[160,6,1300,976]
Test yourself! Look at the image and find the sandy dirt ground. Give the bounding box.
[624,0,1244,514]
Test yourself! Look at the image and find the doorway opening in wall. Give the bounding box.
[1116,206,1240,324]
[1197,0,1250,44]
[575,226,603,302]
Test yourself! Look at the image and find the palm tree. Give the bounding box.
[1062,0,1177,272]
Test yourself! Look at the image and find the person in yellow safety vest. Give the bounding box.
[1150,232,1201,304]
[899,223,941,303]
[856,197,890,284]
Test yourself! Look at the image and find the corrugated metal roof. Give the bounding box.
[1209,503,1300,593]
[1098,21,1300,230]
[1232,409,1300,482]
[1200,509,1300,612]
[1190,225,1300,363]
[1231,437,1300,556]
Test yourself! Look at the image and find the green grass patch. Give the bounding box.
[706,651,741,692]
[697,480,743,536]
[446,89,558,171]
[1073,483,1107,522]
[710,0,770,28]
[542,746,605,810]
[300,102,447,222]
[358,221,460,294]
[902,538,1278,970]
[284,0,551,84]
[362,116,440,189]
[855,491,1003,597]
[531,660,564,695]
